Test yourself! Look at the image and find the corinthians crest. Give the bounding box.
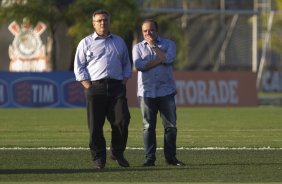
[8,18,49,72]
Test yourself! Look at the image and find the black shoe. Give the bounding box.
[143,160,155,167]
[111,154,130,167]
[166,158,185,166]
[94,160,105,169]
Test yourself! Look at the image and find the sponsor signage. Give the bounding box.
[127,71,258,107]
[11,78,59,107]
[0,71,257,108]
[0,80,9,107]
[0,72,85,108]
[173,72,257,106]
[175,79,239,105]
[62,79,85,107]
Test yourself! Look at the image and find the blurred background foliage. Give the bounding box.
[0,0,190,70]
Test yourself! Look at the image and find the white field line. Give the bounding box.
[1,147,282,151]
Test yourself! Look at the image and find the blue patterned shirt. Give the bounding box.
[132,37,176,97]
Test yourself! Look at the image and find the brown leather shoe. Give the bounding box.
[94,160,105,169]
[110,154,130,167]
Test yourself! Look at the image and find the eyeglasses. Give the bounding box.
[94,19,108,23]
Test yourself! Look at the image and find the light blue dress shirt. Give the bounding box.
[74,32,132,81]
[132,37,176,98]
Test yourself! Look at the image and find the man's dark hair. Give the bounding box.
[141,19,158,31]
[93,9,110,18]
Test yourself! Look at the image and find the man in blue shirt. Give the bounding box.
[74,9,132,169]
[132,19,184,167]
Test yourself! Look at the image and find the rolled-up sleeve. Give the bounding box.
[132,44,152,71]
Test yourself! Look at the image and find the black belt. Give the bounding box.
[92,78,122,84]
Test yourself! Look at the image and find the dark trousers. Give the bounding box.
[85,80,130,163]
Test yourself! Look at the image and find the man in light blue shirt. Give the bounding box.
[132,19,184,167]
[74,9,131,169]
[74,32,131,82]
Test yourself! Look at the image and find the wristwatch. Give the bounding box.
[151,44,157,49]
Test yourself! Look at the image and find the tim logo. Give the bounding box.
[0,80,9,107]
[12,78,59,107]
[62,80,85,107]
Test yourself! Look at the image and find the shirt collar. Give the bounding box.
[93,32,112,40]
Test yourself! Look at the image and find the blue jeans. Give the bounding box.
[139,93,177,162]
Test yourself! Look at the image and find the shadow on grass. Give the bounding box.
[2,161,281,175]
[191,162,282,167]
[0,166,191,175]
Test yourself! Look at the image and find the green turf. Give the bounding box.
[1,107,282,148]
[1,149,282,183]
[1,107,282,183]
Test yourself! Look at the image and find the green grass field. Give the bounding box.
[1,107,282,183]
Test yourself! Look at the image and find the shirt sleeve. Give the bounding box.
[163,40,176,65]
[132,44,152,71]
[121,40,132,79]
[73,40,89,81]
